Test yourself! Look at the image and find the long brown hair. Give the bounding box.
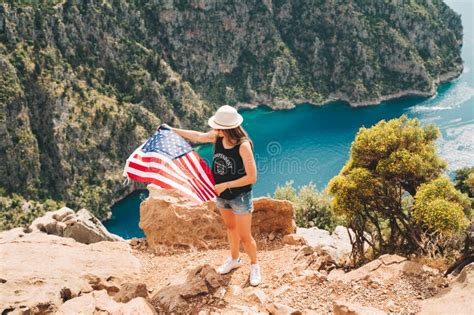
[219,126,254,152]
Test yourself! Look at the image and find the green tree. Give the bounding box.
[414,176,470,234]
[454,167,474,210]
[328,115,470,263]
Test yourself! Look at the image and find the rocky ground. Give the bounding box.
[131,239,447,314]
[1,188,473,314]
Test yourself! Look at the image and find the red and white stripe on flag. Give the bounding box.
[124,148,216,204]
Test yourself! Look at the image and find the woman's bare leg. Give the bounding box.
[219,208,240,259]
[236,213,257,264]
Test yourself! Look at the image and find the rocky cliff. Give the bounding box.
[0,0,463,227]
[2,194,472,314]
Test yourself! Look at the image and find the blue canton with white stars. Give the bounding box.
[141,125,192,159]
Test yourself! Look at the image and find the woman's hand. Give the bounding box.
[214,183,228,195]
[156,123,172,131]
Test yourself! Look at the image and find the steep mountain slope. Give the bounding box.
[0,0,463,227]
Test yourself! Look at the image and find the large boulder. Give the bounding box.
[296,226,355,265]
[337,254,439,284]
[29,207,123,244]
[57,290,156,314]
[252,197,296,235]
[140,186,296,251]
[141,187,227,250]
[296,227,334,248]
[0,228,141,314]
[419,263,474,315]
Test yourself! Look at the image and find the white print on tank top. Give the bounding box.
[213,153,235,175]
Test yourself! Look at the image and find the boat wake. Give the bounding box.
[438,124,474,171]
[411,82,474,113]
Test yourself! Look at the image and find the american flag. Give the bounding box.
[123,124,216,204]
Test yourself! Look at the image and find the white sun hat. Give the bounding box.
[208,105,243,129]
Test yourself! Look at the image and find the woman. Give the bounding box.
[165,105,261,286]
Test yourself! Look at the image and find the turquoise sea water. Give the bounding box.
[104,0,474,239]
[104,189,148,239]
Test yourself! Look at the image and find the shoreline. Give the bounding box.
[235,68,463,111]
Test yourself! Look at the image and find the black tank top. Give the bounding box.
[212,137,252,200]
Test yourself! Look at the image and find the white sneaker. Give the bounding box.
[250,264,262,286]
[216,257,242,274]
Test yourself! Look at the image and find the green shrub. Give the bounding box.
[467,173,474,197]
[0,194,65,231]
[454,166,474,197]
[273,180,342,231]
[273,180,297,202]
[414,176,471,234]
[454,166,474,209]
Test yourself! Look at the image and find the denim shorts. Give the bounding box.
[215,190,254,215]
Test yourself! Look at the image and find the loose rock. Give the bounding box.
[333,300,386,315]
[29,207,123,244]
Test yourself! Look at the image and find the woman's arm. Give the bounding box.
[215,141,257,194]
[169,127,217,143]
